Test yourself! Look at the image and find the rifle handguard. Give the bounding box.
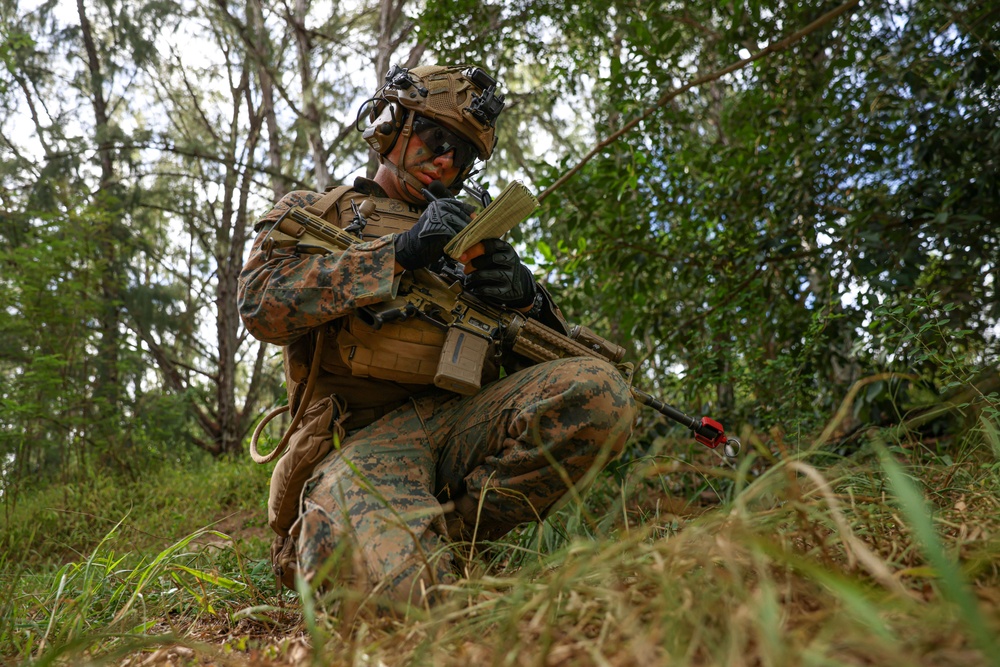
[568,325,626,363]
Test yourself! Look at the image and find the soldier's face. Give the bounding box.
[373,129,461,204]
[398,130,462,189]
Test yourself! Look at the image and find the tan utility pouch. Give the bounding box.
[268,395,345,537]
[335,316,446,385]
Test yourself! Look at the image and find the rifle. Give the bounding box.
[264,204,741,458]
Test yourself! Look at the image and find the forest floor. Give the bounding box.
[2,428,1000,667]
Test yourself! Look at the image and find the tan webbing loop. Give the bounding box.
[303,184,353,219]
[250,327,327,464]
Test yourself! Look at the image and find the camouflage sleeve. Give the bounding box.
[238,191,401,346]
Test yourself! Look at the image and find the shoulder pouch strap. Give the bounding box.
[304,184,354,220]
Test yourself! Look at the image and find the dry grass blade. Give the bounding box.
[789,460,914,598]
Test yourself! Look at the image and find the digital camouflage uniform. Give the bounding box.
[240,184,636,607]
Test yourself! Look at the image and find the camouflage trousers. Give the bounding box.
[287,356,636,607]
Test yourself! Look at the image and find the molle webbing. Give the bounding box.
[334,318,446,386]
[305,184,422,237]
[303,187,442,386]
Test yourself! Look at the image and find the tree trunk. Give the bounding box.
[77,0,123,451]
[292,0,330,189]
[215,66,265,455]
[247,0,289,200]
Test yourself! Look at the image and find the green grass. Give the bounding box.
[0,458,276,664]
[2,427,999,666]
[1,457,272,568]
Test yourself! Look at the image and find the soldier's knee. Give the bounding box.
[546,356,637,428]
[516,357,636,468]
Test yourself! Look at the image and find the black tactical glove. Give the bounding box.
[394,182,475,270]
[465,238,537,309]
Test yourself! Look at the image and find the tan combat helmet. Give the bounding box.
[361,64,505,195]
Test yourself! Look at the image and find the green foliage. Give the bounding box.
[3,0,994,486]
[871,292,986,381]
[0,0,997,662]
[418,0,1000,456]
[1,528,270,665]
[2,0,999,654]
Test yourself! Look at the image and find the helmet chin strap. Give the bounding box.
[384,159,428,202]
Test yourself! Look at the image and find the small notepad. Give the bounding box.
[445,181,539,259]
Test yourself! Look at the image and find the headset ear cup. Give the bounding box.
[363,103,403,154]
